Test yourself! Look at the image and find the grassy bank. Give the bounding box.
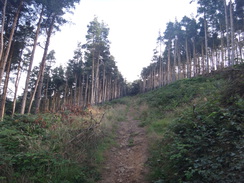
[138,64,244,182]
[0,103,127,183]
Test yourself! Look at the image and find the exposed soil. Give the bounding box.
[98,107,149,183]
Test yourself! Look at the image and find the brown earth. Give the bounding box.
[98,107,149,183]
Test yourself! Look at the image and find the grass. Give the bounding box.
[0,105,120,183]
[140,64,244,183]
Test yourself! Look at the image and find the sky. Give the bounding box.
[46,0,197,82]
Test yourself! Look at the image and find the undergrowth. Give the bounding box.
[140,64,244,183]
[0,106,116,183]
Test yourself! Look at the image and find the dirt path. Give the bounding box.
[98,107,149,183]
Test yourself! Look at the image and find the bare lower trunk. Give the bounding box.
[167,41,171,84]
[0,55,12,120]
[0,0,7,61]
[230,1,235,66]
[21,5,44,114]
[0,0,23,86]
[224,0,231,66]
[12,61,22,117]
[204,17,209,74]
[29,14,55,114]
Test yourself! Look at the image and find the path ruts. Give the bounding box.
[98,107,149,183]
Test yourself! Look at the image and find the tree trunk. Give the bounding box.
[102,63,106,103]
[204,16,209,74]
[0,53,12,120]
[0,0,7,61]
[167,41,171,84]
[95,54,100,104]
[230,1,235,66]
[63,72,69,109]
[12,60,22,117]
[238,31,243,63]
[44,77,49,112]
[192,38,197,77]
[220,25,225,69]
[185,39,190,78]
[84,74,89,107]
[21,5,44,114]
[28,14,55,114]
[201,43,205,75]
[173,39,177,81]
[0,0,23,87]
[73,75,77,105]
[224,0,231,66]
[35,61,45,113]
[177,42,182,79]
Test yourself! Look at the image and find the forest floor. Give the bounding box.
[98,104,149,183]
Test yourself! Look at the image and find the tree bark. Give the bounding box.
[95,54,100,104]
[204,16,209,74]
[224,0,231,66]
[12,60,22,117]
[0,0,7,61]
[185,39,190,78]
[102,63,106,103]
[230,1,235,66]
[28,14,55,114]
[0,52,12,120]
[167,40,171,84]
[90,45,95,105]
[84,74,89,107]
[173,38,177,81]
[35,15,55,114]
[21,5,44,114]
[0,0,23,87]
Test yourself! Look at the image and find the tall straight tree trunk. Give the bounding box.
[12,60,22,117]
[167,41,171,84]
[204,16,209,74]
[201,43,205,75]
[238,31,243,63]
[73,75,77,105]
[224,0,231,66]
[230,1,235,66]
[91,47,95,105]
[0,53,12,120]
[44,78,49,112]
[173,39,177,81]
[0,0,23,87]
[80,73,85,106]
[35,14,55,114]
[159,36,163,86]
[63,72,69,109]
[95,54,100,104]
[104,77,108,101]
[84,74,89,107]
[102,63,106,103]
[21,6,44,114]
[0,0,7,61]
[35,63,45,113]
[192,38,197,77]
[185,39,190,78]
[28,14,55,114]
[177,43,182,79]
[220,26,225,69]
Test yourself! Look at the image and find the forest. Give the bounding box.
[0,0,243,182]
[0,0,126,120]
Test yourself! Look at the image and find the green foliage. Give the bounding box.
[143,66,244,183]
[0,111,109,183]
[140,76,218,113]
[150,99,244,182]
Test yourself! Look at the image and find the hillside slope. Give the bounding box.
[137,64,244,183]
[0,65,243,183]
